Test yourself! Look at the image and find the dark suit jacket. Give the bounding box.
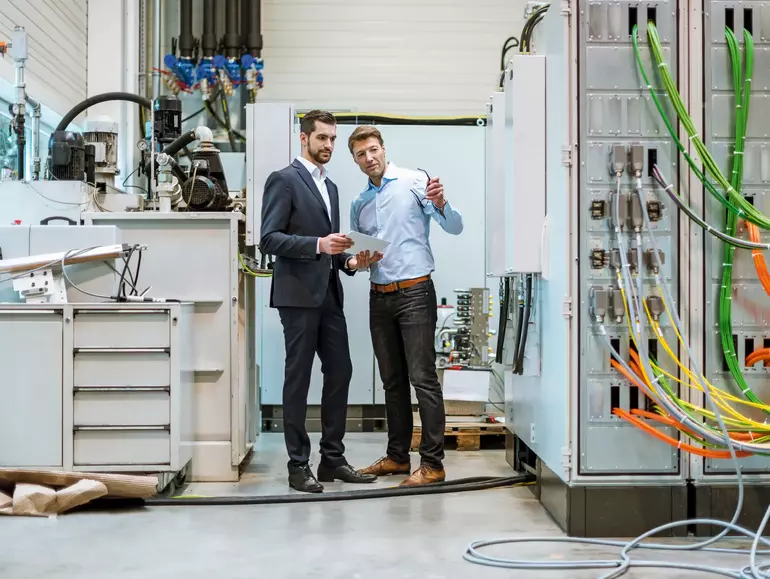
[260,159,354,308]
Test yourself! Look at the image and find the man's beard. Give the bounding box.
[308,144,332,165]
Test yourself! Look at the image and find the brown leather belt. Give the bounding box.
[371,275,430,294]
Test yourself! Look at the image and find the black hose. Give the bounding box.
[55,92,152,132]
[224,0,241,58]
[495,278,510,364]
[15,114,25,178]
[162,130,199,157]
[330,115,484,127]
[515,275,533,375]
[179,0,194,59]
[201,0,217,57]
[244,0,263,57]
[146,475,533,507]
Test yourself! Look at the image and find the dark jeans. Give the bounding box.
[279,274,352,472]
[370,279,444,469]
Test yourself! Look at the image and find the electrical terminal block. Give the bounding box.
[626,249,639,273]
[629,144,645,178]
[644,249,666,274]
[590,249,607,269]
[591,286,609,323]
[610,144,626,177]
[646,200,662,222]
[646,296,664,321]
[590,200,606,220]
[628,191,644,232]
[610,288,625,323]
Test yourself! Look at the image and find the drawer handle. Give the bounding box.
[74,386,170,393]
[74,347,170,354]
[75,309,171,315]
[74,425,170,432]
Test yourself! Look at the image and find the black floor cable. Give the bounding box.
[495,278,511,364]
[142,475,533,507]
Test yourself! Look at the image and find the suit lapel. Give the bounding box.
[328,180,340,232]
[292,160,331,226]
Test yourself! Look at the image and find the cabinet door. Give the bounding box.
[0,310,63,467]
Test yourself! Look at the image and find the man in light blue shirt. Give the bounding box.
[348,125,463,486]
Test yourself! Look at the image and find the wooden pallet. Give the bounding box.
[411,415,505,452]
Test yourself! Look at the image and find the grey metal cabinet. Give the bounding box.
[0,303,194,477]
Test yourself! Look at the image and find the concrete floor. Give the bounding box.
[0,433,756,578]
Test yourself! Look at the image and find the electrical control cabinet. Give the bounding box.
[577,0,681,476]
[699,0,770,480]
[485,92,508,278]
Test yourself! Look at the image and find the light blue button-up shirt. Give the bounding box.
[349,162,464,284]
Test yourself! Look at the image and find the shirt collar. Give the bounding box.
[295,155,327,180]
[366,162,399,192]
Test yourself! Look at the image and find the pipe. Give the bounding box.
[178,0,194,59]
[55,92,152,132]
[201,0,217,57]
[244,0,263,56]
[143,126,215,178]
[26,95,40,180]
[224,0,241,58]
[152,0,161,99]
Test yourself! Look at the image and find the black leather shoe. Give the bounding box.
[317,463,378,484]
[288,465,324,493]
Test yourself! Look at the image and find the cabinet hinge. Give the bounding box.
[561,145,572,167]
[562,296,573,318]
[560,0,571,15]
[562,447,572,471]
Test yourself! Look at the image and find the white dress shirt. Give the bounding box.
[294,155,332,257]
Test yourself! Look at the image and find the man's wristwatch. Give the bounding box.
[344,256,356,271]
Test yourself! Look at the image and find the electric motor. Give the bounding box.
[47,131,85,181]
[181,175,229,211]
[153,95,182,146]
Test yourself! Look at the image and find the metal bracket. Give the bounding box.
[562,296,573,318]
[561,145,573,167]
[12,268,67,304]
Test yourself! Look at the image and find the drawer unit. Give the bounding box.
[74,311,170,349]
[0,302,194,475]
[73,351,170,387]
[74,428,171,466]
[74,388,170,427]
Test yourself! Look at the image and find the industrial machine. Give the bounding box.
[487,0,770,537]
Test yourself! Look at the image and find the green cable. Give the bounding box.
[718,29,767,412]
[631,25,742,217]
[635,24,770,413]
[645,22,770,230]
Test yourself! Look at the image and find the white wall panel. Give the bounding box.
[259,0,525,115]
[0,0,88,119]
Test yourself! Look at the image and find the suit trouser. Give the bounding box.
[278,273,353,471]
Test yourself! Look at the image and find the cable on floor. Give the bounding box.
[141,475,534,507]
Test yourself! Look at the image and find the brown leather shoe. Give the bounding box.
[399,465,446,487]
[359,456,411,476]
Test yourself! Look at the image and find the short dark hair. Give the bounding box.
[348,125,384,153]
[300,110,336,135]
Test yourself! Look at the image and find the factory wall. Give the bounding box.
[160,0,524,117]
[258,0,524,115]
[0,0,88,119]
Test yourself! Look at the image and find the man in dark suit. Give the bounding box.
[260,110,382,493]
